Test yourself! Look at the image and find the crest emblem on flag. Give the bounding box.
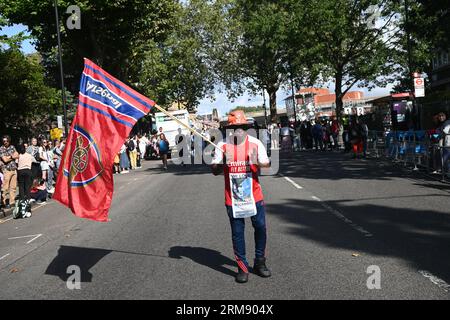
[63,125,104,188]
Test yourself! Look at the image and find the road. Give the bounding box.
[0,150,450,300]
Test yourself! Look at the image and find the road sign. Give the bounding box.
[57,115,63,129]
[414,78,425,98]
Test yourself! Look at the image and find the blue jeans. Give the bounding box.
[226,201,267,273]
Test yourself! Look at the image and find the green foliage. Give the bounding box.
[0,0,179,93]
[391,0,450,94]
[304,0,399,121]
[132,0,215,113]
[209,0,318,122]
[228,106,265,114]
[0,46,64,137]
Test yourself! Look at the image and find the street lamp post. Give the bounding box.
[290,79,298,123]
[54,0,69,138]
[404,0,419,129]
[263,87,268,128]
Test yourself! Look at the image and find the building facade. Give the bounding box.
[285,88,374,120]
[431,50,450,91]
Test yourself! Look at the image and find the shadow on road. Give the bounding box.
[267,198,450,285]
[45,246,171,283]
[280,151,407,182]
[168,246,236,278]
[45,246,112,283]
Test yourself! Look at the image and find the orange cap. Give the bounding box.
[227,110,249,126]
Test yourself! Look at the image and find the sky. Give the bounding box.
[2,24,394,118]
[0,24,35,53]
[198,84,394,117]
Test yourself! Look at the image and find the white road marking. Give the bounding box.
[26,234,43,244]
[0,217,13,224]
[312,196,373,237]
[419,270,450,292]
[280,174,303,189]
[0,253,10,261]
[280,174,373,237]
[318,200,374,238]
[8,234,43,244]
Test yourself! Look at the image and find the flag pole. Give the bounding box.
[152,104,219,149]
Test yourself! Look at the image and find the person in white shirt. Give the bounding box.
[39,139,55,193]
[138,135,148,162]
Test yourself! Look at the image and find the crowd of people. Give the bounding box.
[0,135,65,217]
[0,128,174,217]
[429,111,450,175]
[2,112,448,218]
[268,116,370,158]
[114,128,170,174]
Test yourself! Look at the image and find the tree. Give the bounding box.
[228,106,266,114]
[206,0,292,122]
[0,45,64,138]
[132,0,215,113]
[305,0,400,122]
[0,0,179,94]
[207,0,322,123]
[391,0,450,94]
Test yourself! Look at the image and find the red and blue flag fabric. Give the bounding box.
[53,58,155,222]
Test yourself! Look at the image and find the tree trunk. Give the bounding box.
[267,86,278,124]
[334,71,344,123]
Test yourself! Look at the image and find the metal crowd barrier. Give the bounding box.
[367,130,449,182]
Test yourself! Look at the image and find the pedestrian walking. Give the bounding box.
[159,133,169,170]
[211,110,272,284]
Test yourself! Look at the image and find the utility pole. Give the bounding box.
[54,0,69,138]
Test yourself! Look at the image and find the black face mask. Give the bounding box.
[232,130,247,145]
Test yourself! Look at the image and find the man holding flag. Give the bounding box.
[53,58,155,222]
[211,111,272,284]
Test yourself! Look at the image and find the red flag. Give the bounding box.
[53,58,155,221]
